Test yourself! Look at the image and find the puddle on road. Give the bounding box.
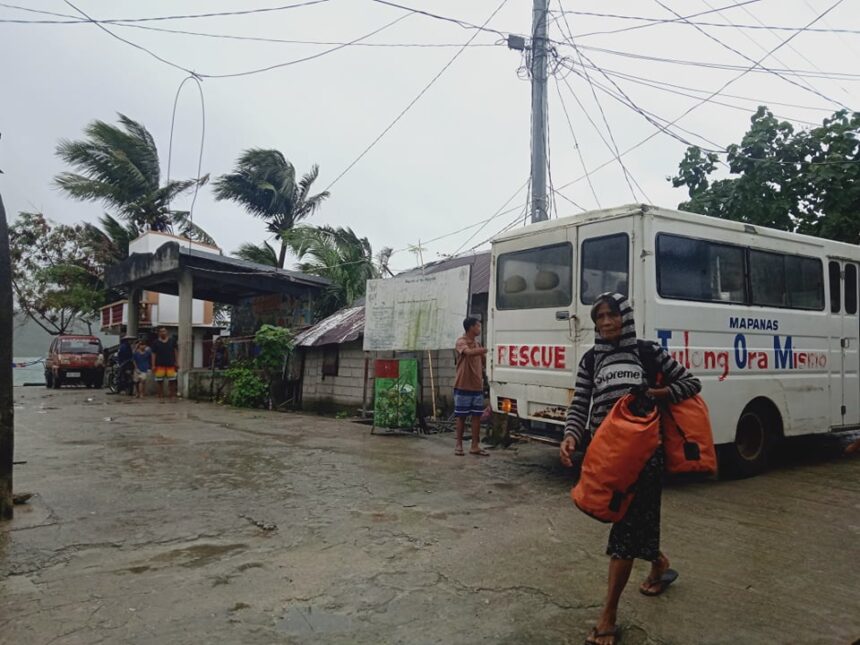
[150,543,246,569]
[277,606,353,635]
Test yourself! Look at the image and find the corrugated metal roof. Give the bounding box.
[295,252,490,348]
[395,251,490,296]
[294,306,365,347]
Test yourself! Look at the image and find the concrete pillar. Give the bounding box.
[127,288,140,338]
[178,271,193,398]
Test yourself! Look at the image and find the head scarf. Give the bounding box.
[590,292,640,374]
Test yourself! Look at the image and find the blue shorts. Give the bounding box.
[454,389,484,418]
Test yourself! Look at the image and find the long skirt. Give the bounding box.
[606,447,663,562]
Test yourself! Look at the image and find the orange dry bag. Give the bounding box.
[662,395,717,475]
[572,393,661,523]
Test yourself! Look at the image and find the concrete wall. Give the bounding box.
[301,341,369,411]
[300,343,466,416]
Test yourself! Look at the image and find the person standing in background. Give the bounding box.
[453,317,489,457]
[151,327,179,402]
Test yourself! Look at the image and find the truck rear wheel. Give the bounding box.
[719,401,780,478]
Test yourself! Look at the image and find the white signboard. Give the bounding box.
[363,266,471,351]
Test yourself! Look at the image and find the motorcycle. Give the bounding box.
[106,356,135,395]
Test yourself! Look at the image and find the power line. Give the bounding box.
[197,14,412,78]
[573,61,822,127]
[322,0,511,192]
[557,8,860,35]
[572,44,860,82]
[552,76,601,208]
[728,0,850,98]
[0,0,332,24]
[62,0,195,75]
[555,9,641,202]
[111,22,502,48]
[166,76,206,222]
[0,2,503,48]
[568,0,762,38]
[60,1,414,79]
[556,62,652,203]
[559,61,729,154]
[652,0,850,110]
[366,0,510,38]
[449,181,530,256]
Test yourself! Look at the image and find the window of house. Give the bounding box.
[580,234,629,304]
[322,345,339,377]
[496,242,573,310]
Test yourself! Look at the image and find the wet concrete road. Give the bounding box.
[2,387,859,645]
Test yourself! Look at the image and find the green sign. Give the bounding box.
[374,359,418,429]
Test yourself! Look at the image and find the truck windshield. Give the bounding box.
[496,243,573,310]
[60,339,102,354]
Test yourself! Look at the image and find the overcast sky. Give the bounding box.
[1,0,857,273]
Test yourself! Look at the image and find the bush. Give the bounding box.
[224,366,267,409]
[254,324,293,379]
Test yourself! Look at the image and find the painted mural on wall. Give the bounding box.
[231,292,313,336]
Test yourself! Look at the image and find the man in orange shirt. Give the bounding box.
[454,317,489,457]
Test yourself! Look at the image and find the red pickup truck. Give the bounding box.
[45,335,104,388]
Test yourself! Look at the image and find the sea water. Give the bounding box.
[12,358,45,387]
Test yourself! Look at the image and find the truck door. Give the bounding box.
[829,260,860,426]
[575,220,635,356]
[491,229,576,419]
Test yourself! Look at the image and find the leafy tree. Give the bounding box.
[670,107,860,244]
[283,225,380,318]
[233,240,279,267]
[82,213,141,268]
[213,149,329,268]
[9,212,104,335]
[55,114,214,243]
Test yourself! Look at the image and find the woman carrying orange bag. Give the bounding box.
[560,293,701,645]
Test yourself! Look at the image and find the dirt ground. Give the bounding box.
[1,387,859,645]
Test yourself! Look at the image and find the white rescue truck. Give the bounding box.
[487,204,859,475]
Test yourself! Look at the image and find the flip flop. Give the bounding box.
[454,447,465,456]
[640,568,679,596]
[584,625,621,644]
[469,449,490,457]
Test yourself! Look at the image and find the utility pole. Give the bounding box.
[0,192,14,520]
[529,0,549,223]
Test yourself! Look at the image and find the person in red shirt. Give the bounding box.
[453,317,489,457]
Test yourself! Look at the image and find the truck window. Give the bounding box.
[656,234,745,304]
[496,243,572,310]
[580,234,628,304]
[846,264,858,315]
[749,250,824,310]
[785,255,824,310]
[830,261,841,313]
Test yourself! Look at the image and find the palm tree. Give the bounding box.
[233,241,279,268]
[283,225,379,318]
[213,149,329,268]
[55,114,213,243]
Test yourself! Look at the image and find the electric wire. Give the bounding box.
[652,0,850,110]
[557,8,860,35]
[728,0,850,97]
[366,0,510,38]
[554,6,646,202]
[553,76,601,208]
[449,180,530,256]
[556,68,652,203]
[322,0,511,193]
[166,75,206,226]
[569,45,860,82]
[568,0,762,39]
[1,0,332,24]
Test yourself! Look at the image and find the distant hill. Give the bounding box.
[13,314,109,357]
